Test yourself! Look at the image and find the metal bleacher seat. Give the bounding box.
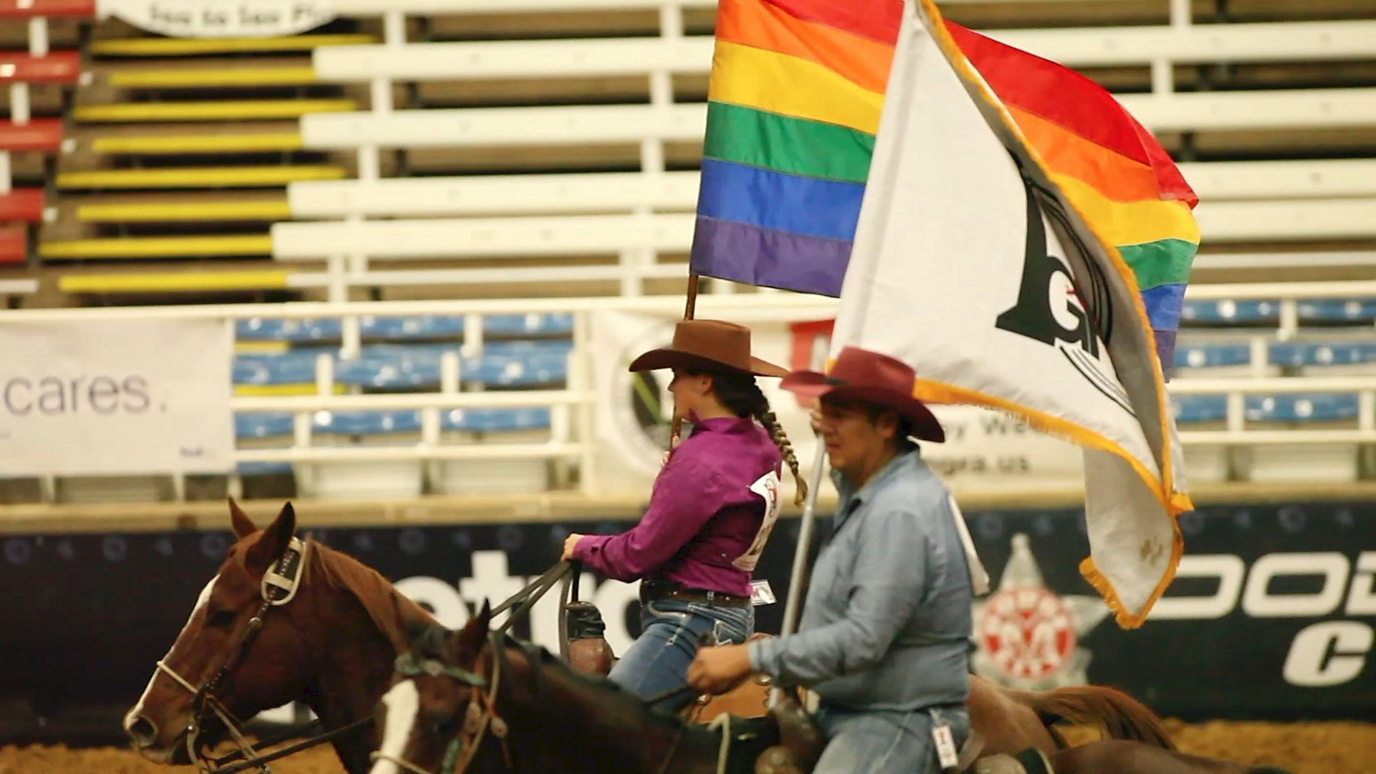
[1181,299,1281,327]
[1298,299,1376,326]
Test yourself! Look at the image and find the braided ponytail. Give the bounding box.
[756,406,807,506]
[712,371,809,507]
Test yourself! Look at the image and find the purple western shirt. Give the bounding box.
[573,415,783,597]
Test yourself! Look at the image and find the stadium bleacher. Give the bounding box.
[2,0,1375,501]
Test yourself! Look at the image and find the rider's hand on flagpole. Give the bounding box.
[562,534,584,560]
[687,643,753,695]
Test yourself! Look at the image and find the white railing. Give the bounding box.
[4,283,1376,502]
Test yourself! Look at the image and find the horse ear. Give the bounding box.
[450,599,492,661]
[246,502,297,573]
[229,497,257,538]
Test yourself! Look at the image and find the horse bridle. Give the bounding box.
[155,536,311,773]
[370,632,515,774]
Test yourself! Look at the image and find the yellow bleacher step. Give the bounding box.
[58,165,345,189]
[108,67,319,88]
[60,270,292,293]
[41,234,273,259]
[91,133,304,154]
[78,198,291,222]
[91,34,375,57]
[75,99,356,122]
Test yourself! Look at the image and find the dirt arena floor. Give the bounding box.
[2,720,1374,773]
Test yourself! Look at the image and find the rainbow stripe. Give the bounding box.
[690,0,1200,373]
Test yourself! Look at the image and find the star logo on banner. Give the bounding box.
[971,533,1110,690]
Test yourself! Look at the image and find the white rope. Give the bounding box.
[155,660,199,695]
[707,712,731,774]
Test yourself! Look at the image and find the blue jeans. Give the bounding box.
[813,704,970,774]
[609,597,753,713]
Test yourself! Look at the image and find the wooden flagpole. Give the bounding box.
[669,272,701,447]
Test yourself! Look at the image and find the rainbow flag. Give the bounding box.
[689,0,1200,374]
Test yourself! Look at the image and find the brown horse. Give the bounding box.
[370,610,1176,774]
[976,740,1294,774]
[122,500,434,774]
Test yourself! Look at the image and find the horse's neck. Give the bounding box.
[304,547,434,773]
[506,659,720,774]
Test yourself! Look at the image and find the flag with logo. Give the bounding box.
[689,0,1200,378]
[828,0,1191,627]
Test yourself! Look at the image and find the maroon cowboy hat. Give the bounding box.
[781,346,945,443]
[628,319,788,377]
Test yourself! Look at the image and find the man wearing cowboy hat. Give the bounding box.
[688,346,975,773]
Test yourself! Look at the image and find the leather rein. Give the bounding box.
[368,560,584,774]
[154,536,369,774]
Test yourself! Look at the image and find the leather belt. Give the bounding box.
[640,581,752,609]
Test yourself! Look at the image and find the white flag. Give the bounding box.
[832,0,1189,627]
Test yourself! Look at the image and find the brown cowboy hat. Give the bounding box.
[628,319,788,377]
[781,346,945,442]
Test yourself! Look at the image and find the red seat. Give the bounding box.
[0,0,96,18]
[0,52,82,84]
[0,189,44,222]
[0,225,26,264]
[0,119,63,152]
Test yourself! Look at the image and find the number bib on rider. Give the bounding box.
[732,471,782,572]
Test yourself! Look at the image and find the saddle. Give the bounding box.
[563,600,826,773]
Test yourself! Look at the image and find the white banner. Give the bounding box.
[0,319,234,476]
[97,0,335,38]
[831,0,1185,626]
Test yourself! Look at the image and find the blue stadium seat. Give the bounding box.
[237,318,343,342]
[1269,341,1376,368]
[1180,300,1279,326]
[1245,393,1360,422]
[235,412,295,439]
[484,313,574,337]
[236,313,575,343]
[237,462,295,476]
[359,315,464,339]
[1173,342,1252,370]
[442,407,552,432]
[333,344,570,388]
[1171,395,1228,424]
[313,410,423,435]
[234,352,321,385]
[1297,299,1376,325]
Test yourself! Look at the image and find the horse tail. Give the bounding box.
[1005,685,1176,751]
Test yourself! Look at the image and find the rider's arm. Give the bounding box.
[572,452,727,582]
[748,501,932,685]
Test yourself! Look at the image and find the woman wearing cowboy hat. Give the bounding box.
[688,346,976,774]
[561,319,806,711]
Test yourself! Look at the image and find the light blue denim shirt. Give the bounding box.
[749,448,973,711]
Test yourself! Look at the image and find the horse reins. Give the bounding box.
[367,561,581,774]
[371,631,517,774]
[154,535,371,774]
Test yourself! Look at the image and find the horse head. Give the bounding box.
[370,601,510,774]
[123,499,314,764]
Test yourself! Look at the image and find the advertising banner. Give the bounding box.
[96,0,335,38]
[1,501,1371,730]
[0,319,234,476]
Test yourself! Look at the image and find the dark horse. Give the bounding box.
[369,608,1179,774]
[123,500,435,773]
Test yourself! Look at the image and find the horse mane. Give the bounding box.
[310,539,437,654]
